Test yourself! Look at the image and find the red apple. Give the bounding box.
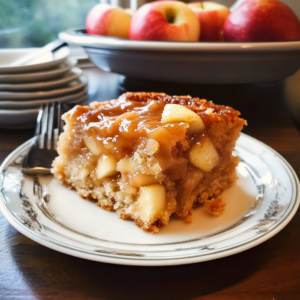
[188,1,230,41]
[224,0,300,41]
[129,1,200,41]
[86,4,131,39]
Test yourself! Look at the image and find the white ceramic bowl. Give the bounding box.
[59,29,300,84]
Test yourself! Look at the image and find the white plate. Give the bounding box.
[0,75,87,100]
[0,59,77,84]
[0,134,299,266]
[59,29,300,84]
[0,95,88,129]
[0,86,88,109]
[0,47,70,74]
[0,68,83,91]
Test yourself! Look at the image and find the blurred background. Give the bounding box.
[0,0,299,48]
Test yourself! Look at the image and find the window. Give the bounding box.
[0,0,98,48]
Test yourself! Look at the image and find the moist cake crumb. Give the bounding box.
[204,197,226,216]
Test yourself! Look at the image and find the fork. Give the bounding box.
[21,102,63,175]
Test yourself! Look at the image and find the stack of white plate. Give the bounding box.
[0,47,88,129]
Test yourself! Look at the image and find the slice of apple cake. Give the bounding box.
[52,92,246,233]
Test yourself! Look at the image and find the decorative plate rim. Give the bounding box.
[0,74,87,100]
[0,58,77,80]
[0,86,88,112]
[0,67,82,91]
[0,47,70,74]
[0,133,299,266]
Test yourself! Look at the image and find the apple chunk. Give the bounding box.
[188,135,219,172]
[116,157,138,173]
[84,137,103,155]
[96,154,118,180]
[128,173,158,187]
[136,184,167,222]
[162,104,205,134]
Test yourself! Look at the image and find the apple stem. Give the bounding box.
[165,9,175,24]
[168,15,175,23]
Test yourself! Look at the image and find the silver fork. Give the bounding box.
[22,102,63,175]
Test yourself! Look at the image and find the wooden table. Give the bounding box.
[1,67,300,300]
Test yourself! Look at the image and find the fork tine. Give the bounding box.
[57,101,63,134]
[38,104,46,148]
[22,101,64,175]
[35,105,44,137]
[47,102,54,150]
[40,103,49,149]
[53,102,61,151]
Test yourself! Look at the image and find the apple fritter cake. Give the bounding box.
[52,92,246,233]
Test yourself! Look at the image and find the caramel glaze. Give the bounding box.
[64,96,190,171]
[62,92,246,184]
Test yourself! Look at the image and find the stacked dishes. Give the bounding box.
[0,47,88,129]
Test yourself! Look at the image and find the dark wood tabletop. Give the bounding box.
[1,67,300,300]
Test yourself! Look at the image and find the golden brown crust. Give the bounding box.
[91,92,246,124]
[135,219,163,233]
[119,212,164,233]
[89,92,247,137]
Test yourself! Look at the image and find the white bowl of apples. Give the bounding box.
[59,0,300,84]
